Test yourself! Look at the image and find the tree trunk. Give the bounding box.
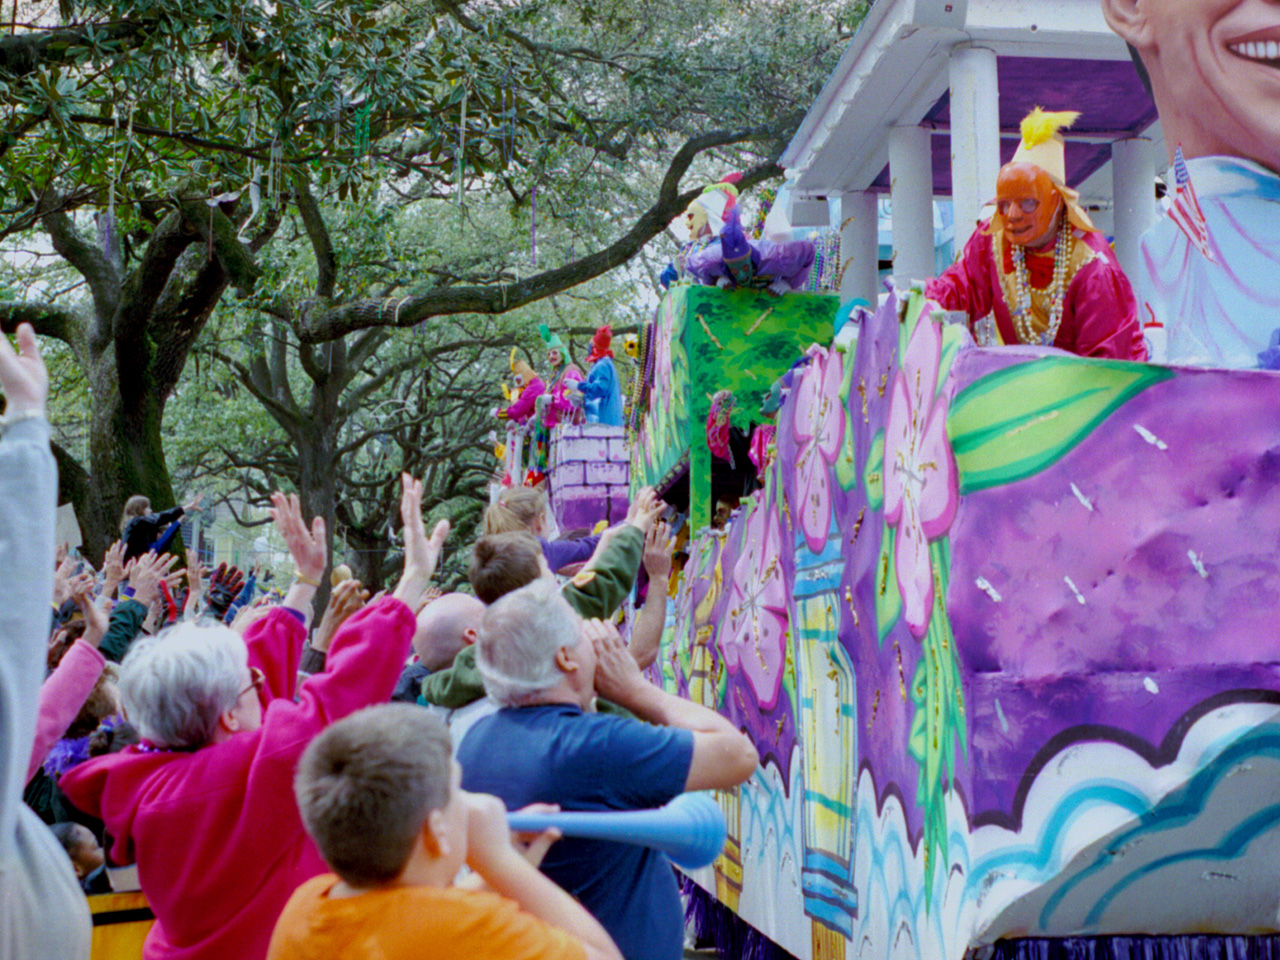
[81,360,179,562]
[342,526,390,595]
[294,427,338,622]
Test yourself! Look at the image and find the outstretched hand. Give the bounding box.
[69,573,107,648]
[312,578,369,653]
[0,323,47,418]
[205,562,245,619]
[643,520,675,580]
[392,473,450,613]
[625,487,664,534]
[268,491,326,582]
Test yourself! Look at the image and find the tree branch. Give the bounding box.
[42,208,120,324]
[173,198,263,297]
[0,300,83,350]
[292,175,336,300]
[296,118,797,342]
[0,19,152,78]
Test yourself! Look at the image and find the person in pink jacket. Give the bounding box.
[61,478,449,960]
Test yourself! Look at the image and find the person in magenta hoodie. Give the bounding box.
[61,478,450,960]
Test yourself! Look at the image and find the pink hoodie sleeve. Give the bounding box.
[505,377,547,425]
[26,639,105,784]
[240,596,416,803]
[242,607,306,703]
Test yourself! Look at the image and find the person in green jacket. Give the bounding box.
[421,489,665,716]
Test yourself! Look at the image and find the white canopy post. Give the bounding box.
[839,191,880,305]
[888,125,936,287]
[948,44,1001,253]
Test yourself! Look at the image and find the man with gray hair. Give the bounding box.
[458,580,758,960]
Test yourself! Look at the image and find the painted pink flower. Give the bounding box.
[721,496,789,709]
[792,346,846,554]
[883,315,958,637]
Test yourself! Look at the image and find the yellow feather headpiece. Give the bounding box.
[1020,108,1080,150]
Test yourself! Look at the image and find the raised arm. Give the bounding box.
[589,620,757,792]
[26,575,108,783]
[629,521,674,671]
[0,324,55,853]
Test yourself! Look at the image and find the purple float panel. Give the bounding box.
[548,423,631,532]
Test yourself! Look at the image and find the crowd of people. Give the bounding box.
[0,323,756,960]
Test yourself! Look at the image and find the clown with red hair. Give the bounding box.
[926,108,1146,360]
[574,325,624,426]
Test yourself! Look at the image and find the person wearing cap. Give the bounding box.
[1103,0,1280,369]
[926,109,1146,360]
[574,326,624,427]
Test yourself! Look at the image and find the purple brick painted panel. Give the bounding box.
[558,437,609,463]
[586,461,629,485]
[550,462,585,487]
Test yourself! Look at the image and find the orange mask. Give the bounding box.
[995,162,1062,249]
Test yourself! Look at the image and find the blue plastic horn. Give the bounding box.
[506,792,728,871]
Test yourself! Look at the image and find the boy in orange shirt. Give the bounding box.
[267,704,622,960]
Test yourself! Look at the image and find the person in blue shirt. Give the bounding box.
[457,580,757,960]
[575,326,624,427]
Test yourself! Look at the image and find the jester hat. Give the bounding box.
[538,323,567,353]
[587,325,613,363]
[510,348,536,385]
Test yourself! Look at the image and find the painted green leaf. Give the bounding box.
[835,424,859,491]
[864,430,885,508]
[875,520,901,643]
[948,358,1174,493]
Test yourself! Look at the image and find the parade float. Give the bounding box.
[612,0,1280,955]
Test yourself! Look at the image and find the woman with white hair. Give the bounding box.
[62,477,449,960]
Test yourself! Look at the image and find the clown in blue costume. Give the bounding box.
[575,325,624,426]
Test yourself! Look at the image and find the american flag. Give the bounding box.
[1168,145,1216,263]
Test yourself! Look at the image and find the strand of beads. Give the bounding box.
[1010,224,1073,346]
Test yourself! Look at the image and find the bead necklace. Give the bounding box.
[1010,222,1073,347]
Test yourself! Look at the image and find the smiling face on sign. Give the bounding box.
[1104,0,1280,174]
[995,163,1064,248]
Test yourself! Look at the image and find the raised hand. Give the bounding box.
[205,562,245,619]
[69,573,107,648]
[101,540,127,597]
[311,578,369,653]
[129,552,179,610]
[642,520,675,580]
[184,549,205,617]
[268,491,326,583]
[0,322,47,419]
[392,473,450,613]
[624,487,664,534]
[52,554,77,605]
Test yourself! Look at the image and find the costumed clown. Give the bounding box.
[494,350,547,486]
[535,323,584,430]
[660,178,815,295]
[574,325,624,427]
[925,108,1147,360]
[659,185,720,289]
